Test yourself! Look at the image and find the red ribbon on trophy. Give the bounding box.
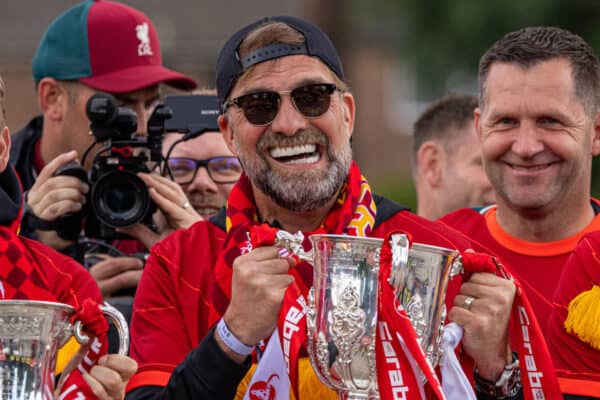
[57,299,109,400]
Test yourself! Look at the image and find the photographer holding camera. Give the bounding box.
[10,0,197,298]
[120,90,243,248]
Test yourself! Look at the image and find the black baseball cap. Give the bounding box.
[216,16,344,107]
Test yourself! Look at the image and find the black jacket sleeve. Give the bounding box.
[126,327,251,400]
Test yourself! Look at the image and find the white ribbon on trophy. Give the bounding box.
[440,322,476,400]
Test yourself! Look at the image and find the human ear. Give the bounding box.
[219,114,238,156]
[37,78,68,122]
[0,126,11,172]
[417,141,443,187]
[341,92,355,140]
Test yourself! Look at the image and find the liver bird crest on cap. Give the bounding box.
[136,22,153,56]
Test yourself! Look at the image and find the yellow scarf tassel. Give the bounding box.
[564,285,600,350]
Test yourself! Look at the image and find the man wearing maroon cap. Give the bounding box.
[10,0,197,297]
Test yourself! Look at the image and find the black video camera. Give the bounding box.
[54,92,172,241]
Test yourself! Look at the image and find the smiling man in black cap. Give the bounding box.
[126,16,535,400]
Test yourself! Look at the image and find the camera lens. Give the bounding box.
[91,170,151,228]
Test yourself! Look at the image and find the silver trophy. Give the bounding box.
[0,300,129,400]
[275,232,462,400]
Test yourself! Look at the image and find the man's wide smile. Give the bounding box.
[269,144,321,165]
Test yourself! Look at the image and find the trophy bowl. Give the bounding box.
[305,234,382,400]
[0,300,128,400]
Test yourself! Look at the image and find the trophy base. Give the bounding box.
[339,392,378,400]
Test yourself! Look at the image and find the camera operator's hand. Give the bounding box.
[87,254,143,298]
[117,173,202,248]
[27,150,88,250]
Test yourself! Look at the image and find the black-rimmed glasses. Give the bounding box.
[223,83,338,126]
[166,156,242,184]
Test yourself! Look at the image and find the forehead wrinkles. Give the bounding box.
[483,61,580,115]
[170,132,228,157]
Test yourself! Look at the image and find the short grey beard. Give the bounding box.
[234,128,353,212]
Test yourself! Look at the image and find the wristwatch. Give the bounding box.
[474,352,522,399]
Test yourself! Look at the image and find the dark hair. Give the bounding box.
[412,94,478,162]
[479,26,600,113]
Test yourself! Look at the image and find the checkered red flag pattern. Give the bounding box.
[0,226,54,301]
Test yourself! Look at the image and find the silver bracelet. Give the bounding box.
[216,317,254,356]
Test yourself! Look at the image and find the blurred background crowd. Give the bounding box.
[3,0,600,208]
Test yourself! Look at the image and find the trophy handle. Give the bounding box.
[73,302,130,355]
[449,255,464,278]
[274,230,314,262]
[387,233,410,289]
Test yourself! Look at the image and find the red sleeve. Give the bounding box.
[22,237,103,306]
[127,238,196,391]
[127,222,225,393]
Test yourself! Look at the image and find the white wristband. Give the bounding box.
[216,318,254,356]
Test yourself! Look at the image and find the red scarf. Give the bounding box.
[210,162,377,398]
[57,299,109,400]
[0,228,56,301]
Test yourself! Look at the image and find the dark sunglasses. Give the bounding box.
[223,83,339,126]
[166,156,242,184]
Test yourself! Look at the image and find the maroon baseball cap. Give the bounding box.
[32,0,197,93]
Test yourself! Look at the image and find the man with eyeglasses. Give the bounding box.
[161,130,241,220]
[126,16,559,400]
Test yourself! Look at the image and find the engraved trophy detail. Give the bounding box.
[276,231,382,399]
[0,300,129,400]
[304,234,381,400]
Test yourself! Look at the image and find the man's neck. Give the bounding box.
[253,186,339,233]
[495,197,595,242]
[416,195,444,221]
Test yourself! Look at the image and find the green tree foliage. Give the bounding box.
[349,0,600,196]
[350,0,600,98]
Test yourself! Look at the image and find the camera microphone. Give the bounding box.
[86,93,137,142]
[86,93,118,141]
